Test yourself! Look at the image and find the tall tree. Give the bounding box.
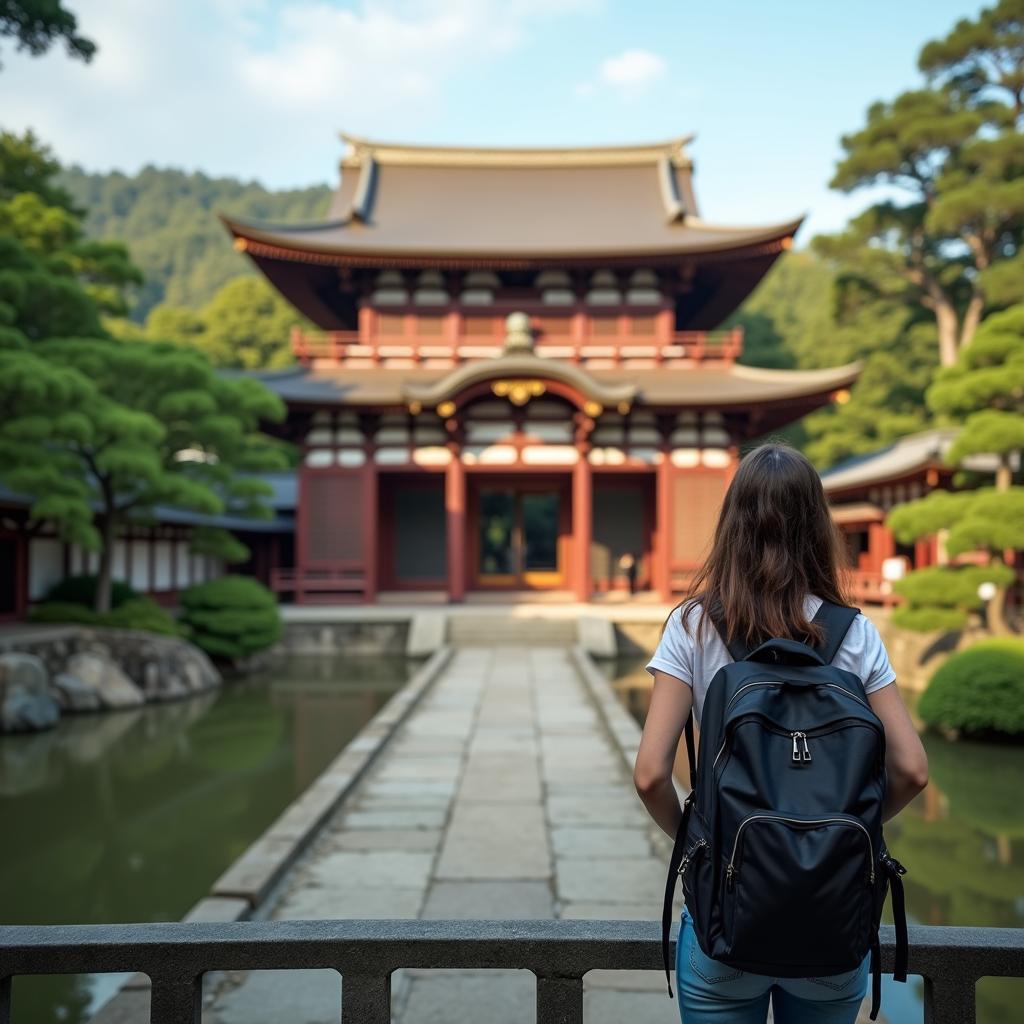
[888,305,1024,633]
[0,0,94,66]
[0,339,288,611]
[817,1,1024,368]
[0,131,141,320]
[0,130,289,612]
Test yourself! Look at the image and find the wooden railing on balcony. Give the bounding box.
[270,567,366,604]
[291,323,744,367]
[847,570,903,608]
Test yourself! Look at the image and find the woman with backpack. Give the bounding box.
[634,442,929,1024]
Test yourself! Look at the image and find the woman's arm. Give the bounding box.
[633,669,693,840]
[867,682,929,822]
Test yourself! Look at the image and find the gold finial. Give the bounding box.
[617,401,631,415]
[437,400,457,418]
[583,400,603,418]
[408,400,422,415]
[492,379,546,406]
[233,237,249,252]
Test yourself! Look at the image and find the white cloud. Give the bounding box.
[0,0,595,186]
[574,47,667,100]
[599,49,666,90]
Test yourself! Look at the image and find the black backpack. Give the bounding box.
[660,598,909,1021]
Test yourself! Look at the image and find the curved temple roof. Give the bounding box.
[251,359,861,417]
[221,134,803,265]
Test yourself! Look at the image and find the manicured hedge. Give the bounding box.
[43,574,140,610]
[178,575,281,661]
[918,639,1024,739]
[29,597,180,636]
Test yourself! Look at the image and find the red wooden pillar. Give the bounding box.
[914,537,932,570]
[572,452,593,602]
[445,447,466,603]
[654,453,673,602]
[362,459,378,603]
[868,522,895,573]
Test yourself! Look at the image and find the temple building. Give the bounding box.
[219,134,860,604]
[821,428,1000,606]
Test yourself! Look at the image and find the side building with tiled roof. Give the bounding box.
[822,428,999,605]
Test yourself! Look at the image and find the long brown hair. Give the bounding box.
[676,441,851,651]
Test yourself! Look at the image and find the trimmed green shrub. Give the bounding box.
[103,598,180,635]
[42,574,140,610]
[28,596,180,635]
[891,563,1015,632]
[918,639,1024,738]
[179,575,281,660]
[28,601,101,627]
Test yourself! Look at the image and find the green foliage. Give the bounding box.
[918,638,1024,737]
[28,596,180,635]
[59,166,330,319]
[43,574,138,609]
[885,301,1024,632]
[0,130,292,612]
[179,575,281,660]
[1,333,289,594]
[890,563,1015,630]
[103,598,181,635]
[189,525,250,564]
[0,0,95,67]
[0,131,142,330]
[146,275,307,369]
[726,251,833,370]
[814,2,1024,369]
[0,128,75,208]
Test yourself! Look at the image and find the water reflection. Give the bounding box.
[608,656,1024,1024]
[0,654,411,1024]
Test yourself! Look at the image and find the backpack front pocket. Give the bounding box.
[722,811,874,973]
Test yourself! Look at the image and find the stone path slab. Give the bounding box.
[203,645,684,1024]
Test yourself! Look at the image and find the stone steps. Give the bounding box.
[445,614,580,648]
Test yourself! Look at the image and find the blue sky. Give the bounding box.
[1,0,981,239]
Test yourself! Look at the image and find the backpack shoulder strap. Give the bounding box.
[810,599,860,664]
[707,600,751,662]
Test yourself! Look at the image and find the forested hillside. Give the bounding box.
[59,166,331,319]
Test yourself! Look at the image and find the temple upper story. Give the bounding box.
[221,134,803,341]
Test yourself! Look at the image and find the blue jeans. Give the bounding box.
[676,907,870,1024]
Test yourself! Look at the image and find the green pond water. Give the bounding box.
[2,650,1021,1024]
[0,654,411,1024]
[608,656,1024,1024]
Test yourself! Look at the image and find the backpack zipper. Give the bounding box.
[676,838,707,876]
[713,680,880,774]
[725,814,875,890]
[791,731,811,762]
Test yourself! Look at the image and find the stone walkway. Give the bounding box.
[204,645,679,1023]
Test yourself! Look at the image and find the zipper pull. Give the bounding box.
[801,734,812,762]
[791,732,800,762]
[726,863,735,890]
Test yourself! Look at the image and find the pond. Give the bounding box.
[0,654,412,1024]
[608,655,1024,1024]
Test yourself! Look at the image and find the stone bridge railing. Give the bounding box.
[2,919,1023,1024]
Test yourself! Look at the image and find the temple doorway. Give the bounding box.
[469,476,571,590]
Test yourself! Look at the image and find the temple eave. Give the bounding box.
[220,216,802,268]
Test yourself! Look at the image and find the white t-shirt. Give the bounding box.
[645,594,897,727]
